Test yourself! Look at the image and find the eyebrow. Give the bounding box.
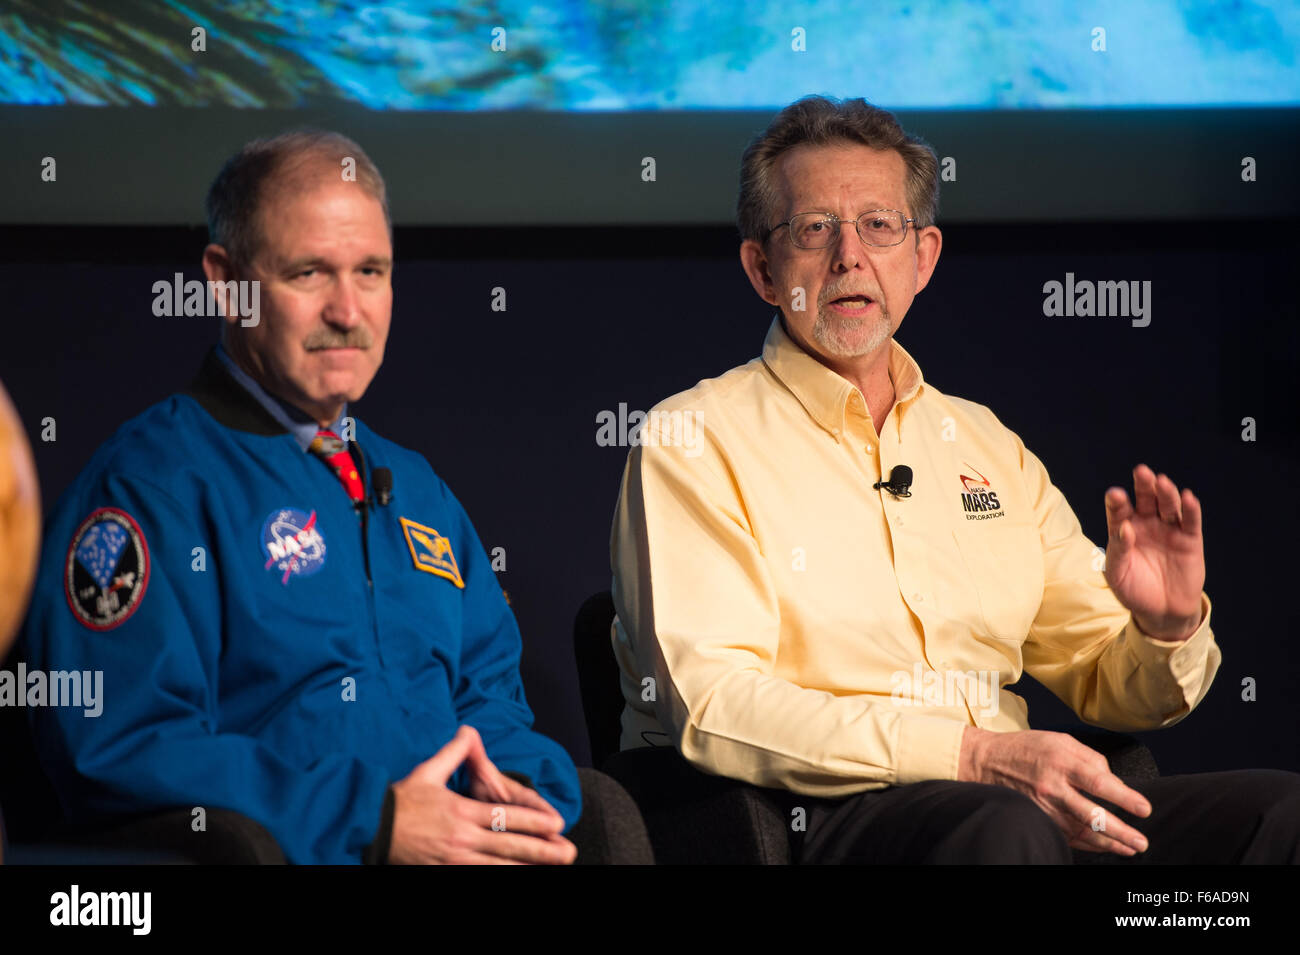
[787,202,900,216]
[280,255,393,273]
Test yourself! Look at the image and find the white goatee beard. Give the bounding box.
[812,302,892,357]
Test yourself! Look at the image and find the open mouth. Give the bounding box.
[828,294,875,311]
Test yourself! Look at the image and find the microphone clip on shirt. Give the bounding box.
[372,468,394,507]
[873,464,913,499]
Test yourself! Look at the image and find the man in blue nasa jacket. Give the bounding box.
[21,130,582,865]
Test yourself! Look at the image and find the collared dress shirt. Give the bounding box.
[610,315,1219,796]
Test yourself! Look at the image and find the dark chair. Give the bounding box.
[573,591,791,863]
[573,590,1160,865]
[5,809,286,865]
[570,767,654,865]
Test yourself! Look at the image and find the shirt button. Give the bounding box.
[914,593,924,603]
[864,444,875,454]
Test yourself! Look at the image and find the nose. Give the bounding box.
[829,218,875,275]
[323,273,363,329]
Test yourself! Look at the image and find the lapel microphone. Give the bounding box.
[873,465,914,499]
[372,467,394,507]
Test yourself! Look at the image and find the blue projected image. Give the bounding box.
[0,0,1296,109]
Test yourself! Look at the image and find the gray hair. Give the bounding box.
[737,95,939,243]
[205,128,390,268]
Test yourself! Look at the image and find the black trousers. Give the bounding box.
[783,770,1300,864]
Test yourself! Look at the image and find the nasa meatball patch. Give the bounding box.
[65,507,150,631]
[261,507,327,585]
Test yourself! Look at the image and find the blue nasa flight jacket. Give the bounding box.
[20,349,581,864]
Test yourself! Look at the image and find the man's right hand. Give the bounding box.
[388,726,576,865]
[958,726,1152,856]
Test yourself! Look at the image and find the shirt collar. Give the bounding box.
[214,343,348,453]
[760,313,925,437]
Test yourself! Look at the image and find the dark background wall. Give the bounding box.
[3,107,1295,225]
[2,218,1296,777]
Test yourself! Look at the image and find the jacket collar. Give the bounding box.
[186,346,351,450]
[184,346,288,437]
[212,345,347,451]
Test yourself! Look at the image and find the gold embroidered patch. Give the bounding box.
[399,517,464,588]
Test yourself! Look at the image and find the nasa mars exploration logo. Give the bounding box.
[64,507,150,631]
[958,463,1005,521]
[261,507,327,585]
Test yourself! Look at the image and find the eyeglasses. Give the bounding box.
[765,209,916,249]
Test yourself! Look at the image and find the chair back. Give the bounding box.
[571,591,624,768]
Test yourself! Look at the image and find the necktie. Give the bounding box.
[309,429,364,504]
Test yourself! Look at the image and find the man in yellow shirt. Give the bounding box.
[610,95,1300,863]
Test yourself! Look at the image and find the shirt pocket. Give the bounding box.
[950,521,1045,645]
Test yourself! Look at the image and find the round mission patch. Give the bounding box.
[64,506,150,631]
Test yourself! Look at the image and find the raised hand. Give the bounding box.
[1103,463,1205,641]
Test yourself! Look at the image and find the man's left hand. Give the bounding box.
[462,725,571,841]
[1103,463,1205,641]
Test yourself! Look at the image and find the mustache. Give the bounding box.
[303,328,373,350]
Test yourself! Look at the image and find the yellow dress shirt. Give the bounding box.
[610,314,1220,797]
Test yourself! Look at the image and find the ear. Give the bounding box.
[739,238,781,306]
[202,244,243,331]
[911,226,943,296]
